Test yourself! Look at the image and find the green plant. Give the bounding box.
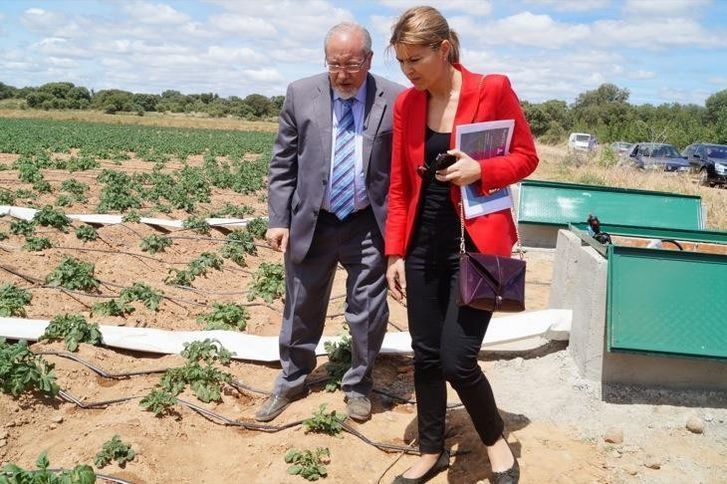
[220,230,257,266]
[0,338,59,398]
[97,170,142,213]
[60,179,89,199]
[183,216,210,235]
[181,339,233,364]
[139,234,171,254]
[45,257,100,292]
[0,452,95,484]
[165,252,223,286]
[148,339,234,405]
[10,219,36,237]
[303,404,345,436]
[119,283,163,311]
[92,299,135,317]
[32,179,53,194]
[284,448,330,481]
[196,303,249,331]
[23,236,52,252]
[139,388,177,417]
[40,314,103,352]
[0,231,6,241]
[245,217,268,239]
[0,283,32,317]
[33,205,71,232]
[208,202,254,219]
[56,194,73,207]
[323,326,352,392]
[94,435,135,469]
[122,210,141,223]
[66,155,99,172]
[75,225,98,242]
[248,262,284,303]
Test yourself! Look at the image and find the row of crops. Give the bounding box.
[0,117,275,160]
[0,116,393,482]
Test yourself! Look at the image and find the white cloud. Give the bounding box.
[34,38,93,59]
[707,76,727,86]
[467,12,590,48]
[624,0,711,17]
[378,0,493,16]
[592,18,722,49]
[21,8,67,32]
[123,2,190,25]
[209,14,277,37]
[524,0,610,12]
[242,68,284,83]
[628,70,656,80]
[207,46,265,64]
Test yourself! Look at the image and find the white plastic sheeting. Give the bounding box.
[0,205,263,230]
[0,310,570,362]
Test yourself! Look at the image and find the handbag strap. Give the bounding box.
[459,74,524,260]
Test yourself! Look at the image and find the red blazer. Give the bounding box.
[385,64,539,258]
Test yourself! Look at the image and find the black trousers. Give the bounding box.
[405,216,504,453]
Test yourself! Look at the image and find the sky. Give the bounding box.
[0,0,725,106]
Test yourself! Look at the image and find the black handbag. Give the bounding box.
[457,201,526,312]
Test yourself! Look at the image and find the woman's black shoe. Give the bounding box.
[492,458,519,484]
[492,434,520,484]
[392,449,450,484]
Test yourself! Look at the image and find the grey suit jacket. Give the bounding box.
[267,73,404,264]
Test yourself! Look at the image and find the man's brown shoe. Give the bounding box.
[255,391,306,422]
[345,396,371,422]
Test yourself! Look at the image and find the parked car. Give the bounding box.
[628,143,690,172]
[610,141,634,157]
[682,143,727,186]
[568,132,597,152]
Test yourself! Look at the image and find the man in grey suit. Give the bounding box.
[256,22,403,422]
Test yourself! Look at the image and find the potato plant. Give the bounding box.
[196,303,249,331]
[40,314,103,352]
[303,404,345,436]
[248,262,284,303]
[45,257,100,292]
[285,448,330,481]
[0,283,31,317]
[0,452,95,484]
[94,435,135,469]
[0,338,59,398]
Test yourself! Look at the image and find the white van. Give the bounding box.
[568,132,597,152]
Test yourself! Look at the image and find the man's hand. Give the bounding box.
[266,228,289,253]
[386,256,406,301]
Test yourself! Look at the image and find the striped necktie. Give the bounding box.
[330,99,356,220]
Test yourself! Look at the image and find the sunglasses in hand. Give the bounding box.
[417,152,457,179]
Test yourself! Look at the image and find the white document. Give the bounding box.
[456,119,515,219]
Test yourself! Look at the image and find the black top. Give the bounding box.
[418,127,457,227]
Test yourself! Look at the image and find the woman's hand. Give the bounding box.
[436,149,481,186]
[386,256,406,301]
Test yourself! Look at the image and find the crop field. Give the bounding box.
[0,116,722,483]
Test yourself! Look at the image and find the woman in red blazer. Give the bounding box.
[385,6,538,484]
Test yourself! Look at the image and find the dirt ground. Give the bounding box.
[1,151,726,483]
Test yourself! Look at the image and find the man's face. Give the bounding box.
[325,31,371,99]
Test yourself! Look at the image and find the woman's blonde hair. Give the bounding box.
[389,6,460,64]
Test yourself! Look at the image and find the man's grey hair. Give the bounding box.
[324,22,372,56]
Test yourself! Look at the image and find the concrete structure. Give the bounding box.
[550,229,727,394]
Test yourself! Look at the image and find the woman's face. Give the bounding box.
[394,42,448,91]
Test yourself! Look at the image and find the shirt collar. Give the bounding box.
[333,81,367,105]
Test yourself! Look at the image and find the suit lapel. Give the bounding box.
[410,89,427,168]
[313,78,333,179]
[363,75,384,176]
[450,64,483,147]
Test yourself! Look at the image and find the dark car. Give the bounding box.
[610,141,634,157]
[682,143,727,186]
[628,143,690,172]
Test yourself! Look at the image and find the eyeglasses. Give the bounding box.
[326,56,369,73]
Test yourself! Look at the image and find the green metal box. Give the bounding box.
[569,224,727,360]
[519,180,704,230]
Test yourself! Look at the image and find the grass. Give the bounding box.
[0,108,278,133]
[532,143,727,230]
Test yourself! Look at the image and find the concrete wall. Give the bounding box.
[550,229,727,393]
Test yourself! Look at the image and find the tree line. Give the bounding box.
[0,81,283,120]
[1,80,726,148]
[523,83,727,149]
